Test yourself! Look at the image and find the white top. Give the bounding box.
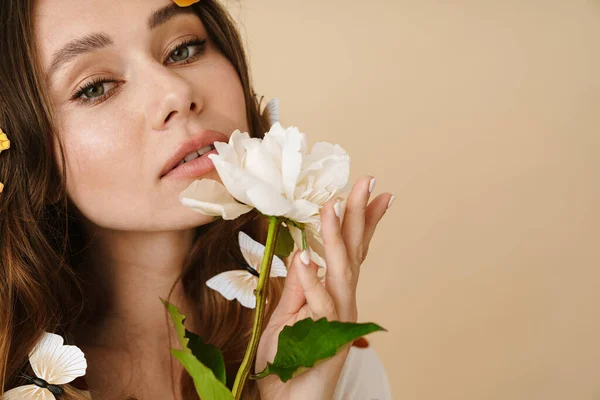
[334,345,393,400]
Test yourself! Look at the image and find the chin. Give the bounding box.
[184,212,219,229]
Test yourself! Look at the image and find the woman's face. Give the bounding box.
[35,0,248,231]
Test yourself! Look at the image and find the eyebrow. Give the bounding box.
[46,3,196,80]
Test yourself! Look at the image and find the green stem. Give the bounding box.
[301,229,307,251]
[231,216,280,399]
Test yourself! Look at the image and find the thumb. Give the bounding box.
[269,250,307,322]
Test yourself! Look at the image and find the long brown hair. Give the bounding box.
[0,1,283,398]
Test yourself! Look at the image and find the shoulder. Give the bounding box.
[334,341,393,400]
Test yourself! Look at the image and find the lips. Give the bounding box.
[160,130,229,178]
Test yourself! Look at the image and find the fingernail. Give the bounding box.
[369,177,376,194]
[387,194,396,210]
[300,250,310,265]
[333,200,341,218]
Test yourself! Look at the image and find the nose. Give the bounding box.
[144,63,203,130]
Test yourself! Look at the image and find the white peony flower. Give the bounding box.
[206,231,287,309]
[180,119,350,267]
[4,332,87,400]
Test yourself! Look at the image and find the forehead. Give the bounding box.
[34,0,188,69]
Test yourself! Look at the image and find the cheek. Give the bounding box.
[61,114,137,182]
[205,60,249,133]
[56,111,148,227]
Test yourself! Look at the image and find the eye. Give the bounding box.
[166,37,208,65]
[71,78,120,105]
[170,47,189,62]
[81,80,117,99]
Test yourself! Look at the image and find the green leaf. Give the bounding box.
[253,317,386,382]
[161,299,230,395]
[274,223,294,258]
[186,330,227,385]
[171,349,234,400]
[161,298,189,350]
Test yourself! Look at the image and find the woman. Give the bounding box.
[0,0,394,398]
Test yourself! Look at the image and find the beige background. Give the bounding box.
[225,1,600,398]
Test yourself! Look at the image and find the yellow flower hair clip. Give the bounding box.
[173,0,200,6]
[0,129,9,193]
[0,129,9,153]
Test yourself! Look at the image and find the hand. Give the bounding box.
[254,176,393,400]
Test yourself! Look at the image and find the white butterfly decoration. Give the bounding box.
[4,332,87,400]
[206,231,287,309]
[261,97,280,126]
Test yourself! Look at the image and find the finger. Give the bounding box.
[363,192,395,250]
[321,197,357,322]
[268,251,307,323]
[295,250,338,321]
[341,176,375,264]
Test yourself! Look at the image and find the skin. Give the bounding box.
[34,0,394,398]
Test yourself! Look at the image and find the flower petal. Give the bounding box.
[208,156,255,205]
[229,130,256,161]
[260,123,307,200]
[305,142,349,169]
[209,155,292,215]
[261,124,284,164]
[266,123,308,154]
[179,179,253,220]
[0,130,10,153]
[173,0,200,6]
[212,130,258,168]
[246,185,292,216]
[242,140,283,194]
[305,245,326,269]
[213,140,239,166]
[280,132,306,199]
[286,199,320,224]
[305,229,327,267]
[288,225,327,268]
[281,146,302,200]
[301,142,350,191]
